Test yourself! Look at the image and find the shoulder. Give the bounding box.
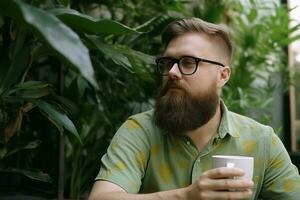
[125,109,155,131]
[226,111,280,159]
[128,109,154,122]
[116,109,159,141]
[228,111,274,139]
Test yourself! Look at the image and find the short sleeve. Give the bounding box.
[96,118,151,193]
[260,127,300,199]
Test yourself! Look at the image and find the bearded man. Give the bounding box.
[89,17,300,200]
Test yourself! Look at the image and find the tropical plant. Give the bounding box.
[0,0,90,196]
[0,0,154,198]
[222,0,300,133]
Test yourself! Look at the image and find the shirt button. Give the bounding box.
[187,141,190,145]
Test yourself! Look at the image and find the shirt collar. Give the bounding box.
[218,100,240,138]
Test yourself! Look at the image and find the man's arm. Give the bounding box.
[88,180,187,200]
[260,130,300,199]
[88,167,253,200]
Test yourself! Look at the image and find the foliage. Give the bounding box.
[0,0,156,198]
[222,0,300,129]
[0,0,89,189]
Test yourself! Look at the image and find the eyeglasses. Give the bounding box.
[155,56,225,76]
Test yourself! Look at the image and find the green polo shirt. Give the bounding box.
[96,102,300,199]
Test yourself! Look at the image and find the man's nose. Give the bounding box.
[168,63,182,79]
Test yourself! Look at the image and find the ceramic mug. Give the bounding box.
[212,155,254,180]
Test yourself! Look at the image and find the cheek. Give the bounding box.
[187,73,210,88]
[187,75,217,95]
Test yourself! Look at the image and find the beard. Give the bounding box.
[154,79,219,136]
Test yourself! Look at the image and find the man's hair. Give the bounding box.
[161,17,233,63]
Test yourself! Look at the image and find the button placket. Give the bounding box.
[191,156,202,182]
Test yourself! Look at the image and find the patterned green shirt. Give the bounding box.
[96,102,300,199]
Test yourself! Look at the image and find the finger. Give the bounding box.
[203,189,253,200]
[198,178,254,191]
[202,167,245,179]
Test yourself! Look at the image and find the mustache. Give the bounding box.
[160,80,186,95]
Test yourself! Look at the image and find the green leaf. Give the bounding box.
[134,16,159,32]
[3,140,41,158]
[0,38,31,95]
[34,100,81,143]
[248,8,257,22]
[0,168,53,183]
[16,88,53,99]
[7,81,53,99]
[14,81,49,90]
[114,45,155,65]
[280,34,300,45]
[86,35,133,72]
[44,113,64,135]
[50,8,140,35]
[166,1,188,14]
[52,95,78,115]
[0,0,99,89]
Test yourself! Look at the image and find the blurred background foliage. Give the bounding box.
[0,0,299,199]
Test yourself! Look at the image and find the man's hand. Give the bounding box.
[185,167,254,200]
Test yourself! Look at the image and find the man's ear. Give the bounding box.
[218,66,231,87]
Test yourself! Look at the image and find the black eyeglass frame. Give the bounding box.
[155,55,225,76]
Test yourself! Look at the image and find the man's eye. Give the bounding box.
[161,60,172,66]
[181,59,195,66]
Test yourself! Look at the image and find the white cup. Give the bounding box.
[212,155,254,180]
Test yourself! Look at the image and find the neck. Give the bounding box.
[186,102,222,152]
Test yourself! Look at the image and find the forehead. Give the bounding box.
[163,32,214,58]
